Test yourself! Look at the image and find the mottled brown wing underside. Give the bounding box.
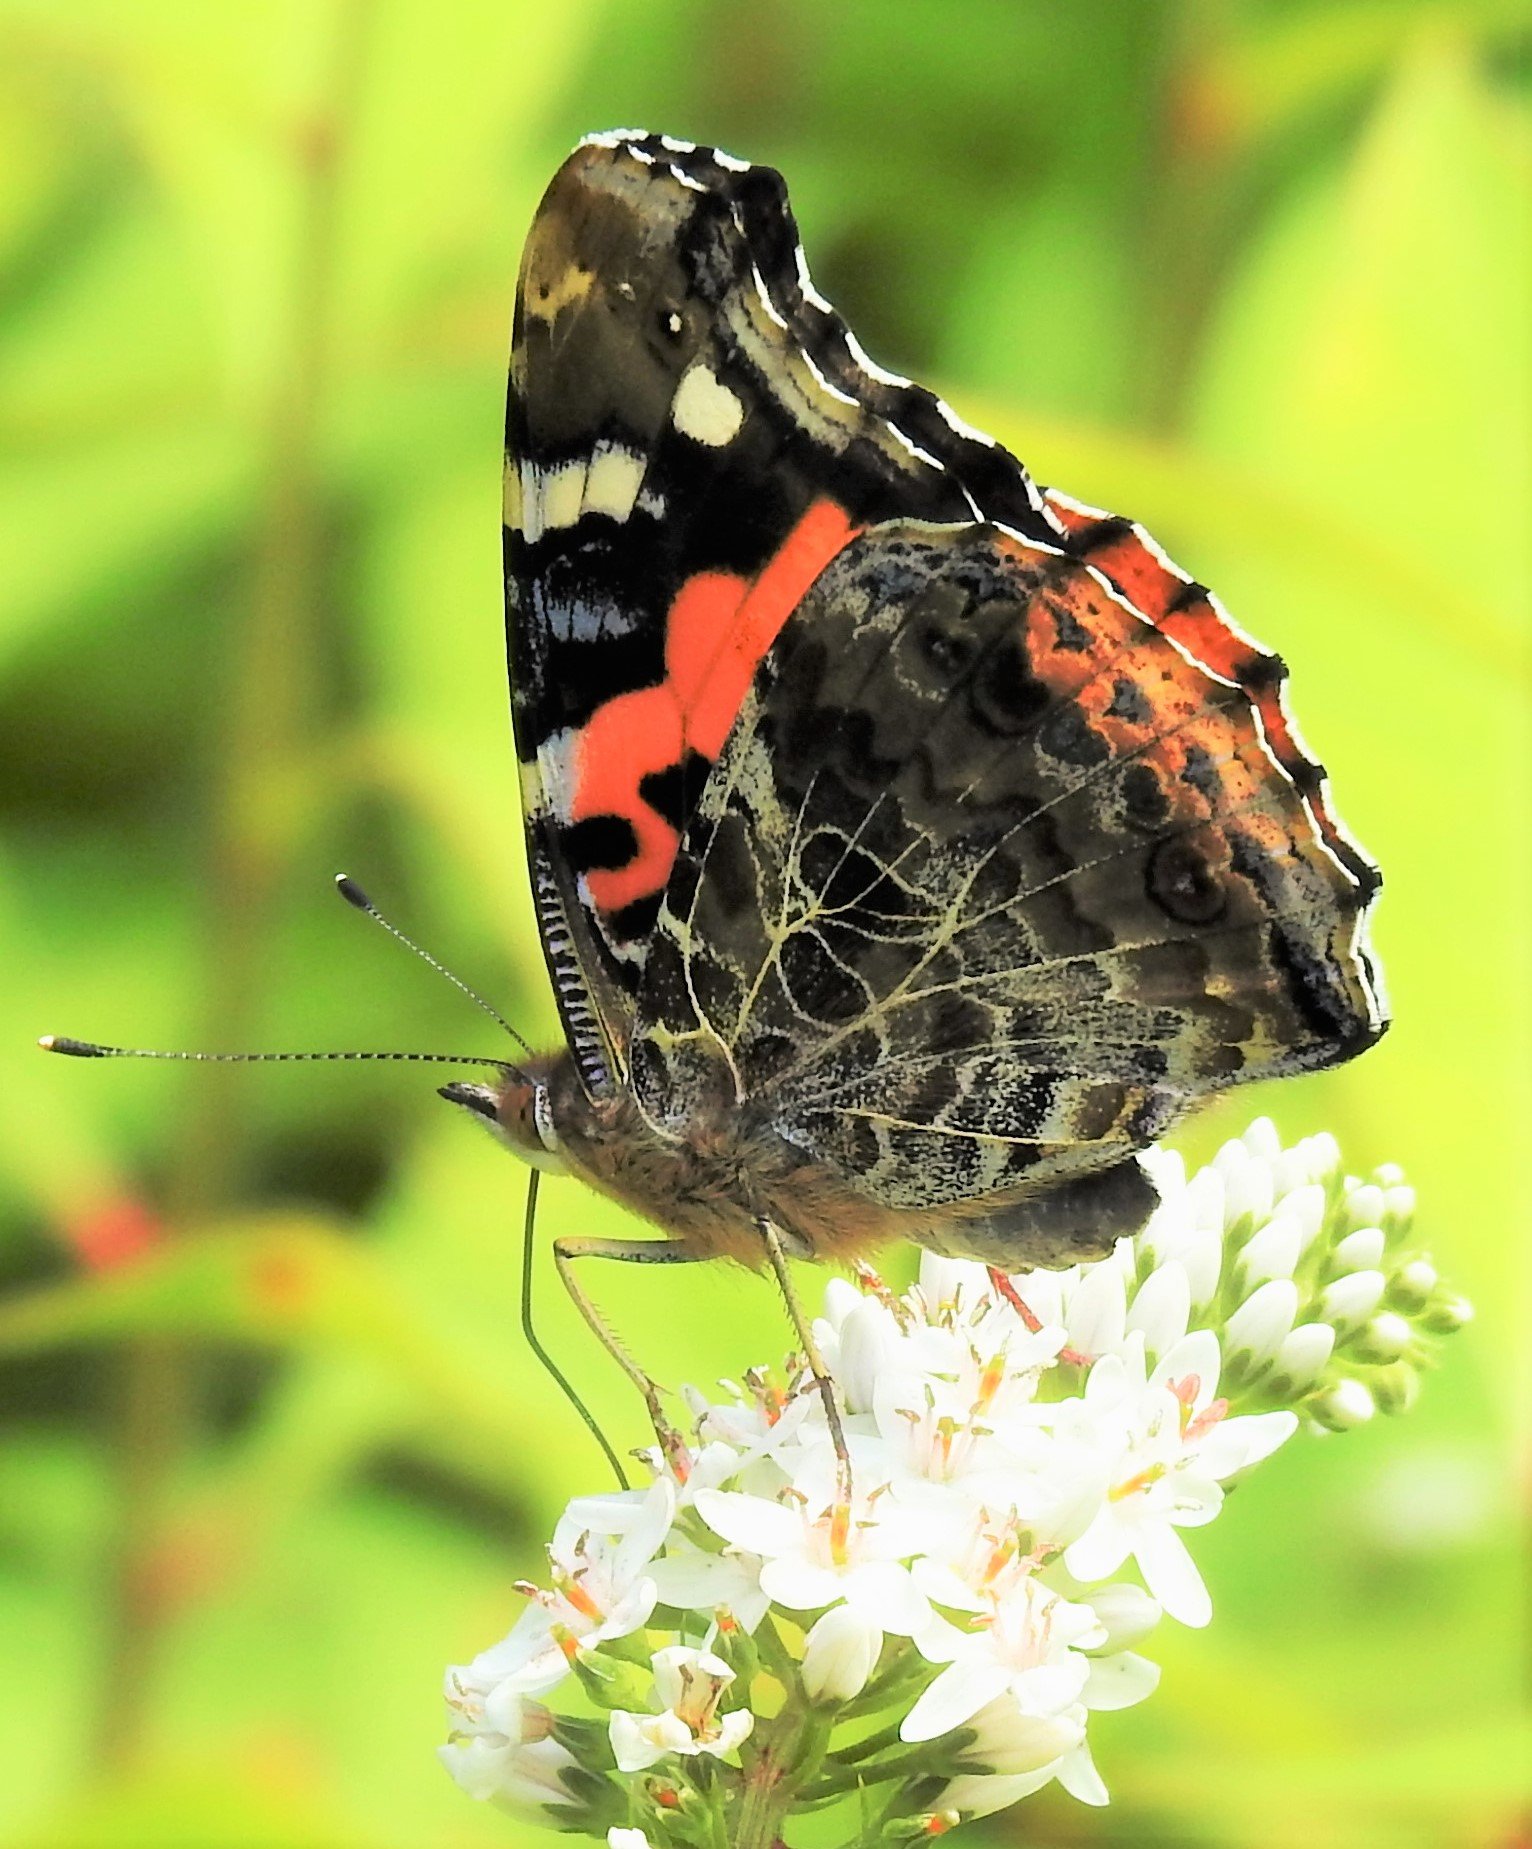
[631,522,1384,1242]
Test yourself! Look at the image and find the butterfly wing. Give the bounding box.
[506,132,1064,1095]
[630,520,1386,1266]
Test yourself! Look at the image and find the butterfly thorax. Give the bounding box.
[490,1051,911,1269]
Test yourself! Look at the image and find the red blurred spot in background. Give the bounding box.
[64,1196,161,1271]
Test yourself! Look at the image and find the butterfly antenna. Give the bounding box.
[334,874,534,1059]
[519,1169,630,1489]
[39,1037,513,1070]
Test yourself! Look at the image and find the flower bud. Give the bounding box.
[835,1297,901,1413]
[1223,1278,1299,1371]
[880,1811,962,1841]
[1183,1166,1225,1235]
[1423,1293,1474,1334]
[802,1604,882,1702]
[1271,1321,1335,1394]
[1389,1258,1437,1307]
[1372,1363,1421,1415]
[1343,1184,1385,1232]
[1333,1227,1385,1272]
[1242,1116,1281,1162]
[1270,1148,1310,1199]
[955,1696,1086,1775]
[1370,1162,1406,1188]
[1178,1219,1223,1308]
[1381,1184,1416,1235]
[1282,1184,1327,1255]
[1066,1258,1127,1357]
[1312,1378,1375,1430]
[572,1648,654,1713]
[1222,1157,1274,1229]
[1353,1311,1412,1363]
[1237,1215,1302,1289]
[1126,1261,1190,1358]
[1301,1132,1342,1187]
[1319,1269,1386,1333]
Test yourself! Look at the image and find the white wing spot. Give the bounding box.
[582,443,647,523]
[673,364,745,447]
[536,459,588,536]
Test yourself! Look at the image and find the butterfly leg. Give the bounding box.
[987,1267,1093,1368]
[552,1234,702,1478]
[756,1217,854,1512]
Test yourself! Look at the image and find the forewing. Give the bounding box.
[506,132,1061,1094]
[631,521,1385,1220]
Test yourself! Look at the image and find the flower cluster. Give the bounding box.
[439,1121,1467,1846]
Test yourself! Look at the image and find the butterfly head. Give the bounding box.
[439,1058,567,1174]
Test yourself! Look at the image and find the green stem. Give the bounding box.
[735,1708,832,1849]
[735,1722,795,1849]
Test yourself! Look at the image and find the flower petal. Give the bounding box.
[1055,1741,1110,1806]
[1063,1511,1130,1586]
[901,1662,1014,1743]
[759,1556,845,1612]
[1082,1650,1160,1710]
[693,1489,801,1558]
[1132,1522,1211,1628]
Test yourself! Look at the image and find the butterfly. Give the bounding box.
[46,129,1385,1483]
[429,129,1386,1472]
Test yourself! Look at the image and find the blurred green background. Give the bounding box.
[1,2,1527,1845]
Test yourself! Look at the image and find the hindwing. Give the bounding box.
[630,522,1385,1263]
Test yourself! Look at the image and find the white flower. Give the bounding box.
[609,1646,754,1773]
[438,1119,1460,1842]
[937,1693,1088,1818]
[692,1372,821,1476]
[647,1535,772,1633]
[954,1691,1086,1773]
[461,1478,676,1700]
[864,1321,1060,1510]
[1061,1331,1296,1626]
[437,1681,579,1813]
[902,1576,1104,1743]
[695,1454,933,1641]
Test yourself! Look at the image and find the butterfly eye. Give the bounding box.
[658,305,686,341]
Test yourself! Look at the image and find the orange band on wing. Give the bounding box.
[573,498,858,921]
[576,683,686,914]
[1044,490,1352,852]
[675,497,860,761]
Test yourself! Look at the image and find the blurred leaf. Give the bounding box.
[1195,0,1530,153]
